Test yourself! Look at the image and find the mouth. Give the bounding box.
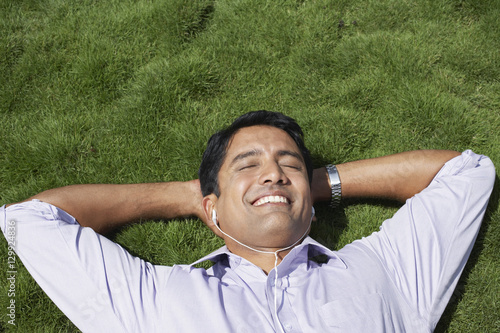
[252,195,290,207]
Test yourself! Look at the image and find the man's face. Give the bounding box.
[208,125,312,251]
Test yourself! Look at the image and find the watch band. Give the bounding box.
[325,164,342,208]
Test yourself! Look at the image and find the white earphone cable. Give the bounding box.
[212,207,314,333]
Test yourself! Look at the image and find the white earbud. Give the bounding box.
[311,206,315,218]
[212,209,217,225]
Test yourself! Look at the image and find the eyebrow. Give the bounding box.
[277,150,304,162]
[229,149,262,167]
[229,149,303,167]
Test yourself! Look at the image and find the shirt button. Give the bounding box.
[284,323,292,331]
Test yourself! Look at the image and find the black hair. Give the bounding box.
[199,110,313,196]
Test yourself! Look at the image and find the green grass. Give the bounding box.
[1,0,499,331]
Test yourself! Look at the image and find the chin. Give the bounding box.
[258,215,307,242]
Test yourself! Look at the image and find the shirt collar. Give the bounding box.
[190,245,231,267]
[190,236,347,270]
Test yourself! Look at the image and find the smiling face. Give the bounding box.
[203,125,313,252]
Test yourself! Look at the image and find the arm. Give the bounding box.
[9,180,205,234]
[10,150,459,232]
[311,150,461,203]
[330,150,495,326]
[2,198,172,331]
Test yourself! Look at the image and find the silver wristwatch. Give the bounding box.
[325,164,342,208]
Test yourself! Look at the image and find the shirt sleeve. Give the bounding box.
[0,199,172,332]
[362,150,495,328]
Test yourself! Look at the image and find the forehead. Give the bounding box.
[224,125,301,160]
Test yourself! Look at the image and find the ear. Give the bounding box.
[202,194,223,238]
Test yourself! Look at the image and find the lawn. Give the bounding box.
[1,0,499,331]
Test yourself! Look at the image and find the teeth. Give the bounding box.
[254,195,289,206]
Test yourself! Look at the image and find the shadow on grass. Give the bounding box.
[309,154,402,249]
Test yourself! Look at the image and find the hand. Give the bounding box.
[185,179,210,226]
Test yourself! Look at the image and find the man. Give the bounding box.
[1,111,495,332]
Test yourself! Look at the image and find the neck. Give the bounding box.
[221,225,310,274]
[214,209,314,274]
[228,242,300,274]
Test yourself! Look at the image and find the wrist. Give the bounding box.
[325,164,342,207]
[184,180,205,220]
[311,168,333,203]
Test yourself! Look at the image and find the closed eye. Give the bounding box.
[284,165,302,170]
[238,164,257,171]
[278,150,305,171]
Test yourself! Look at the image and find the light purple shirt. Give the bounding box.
[1,151,495,332]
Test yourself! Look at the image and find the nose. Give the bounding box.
[258,161,289,185]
